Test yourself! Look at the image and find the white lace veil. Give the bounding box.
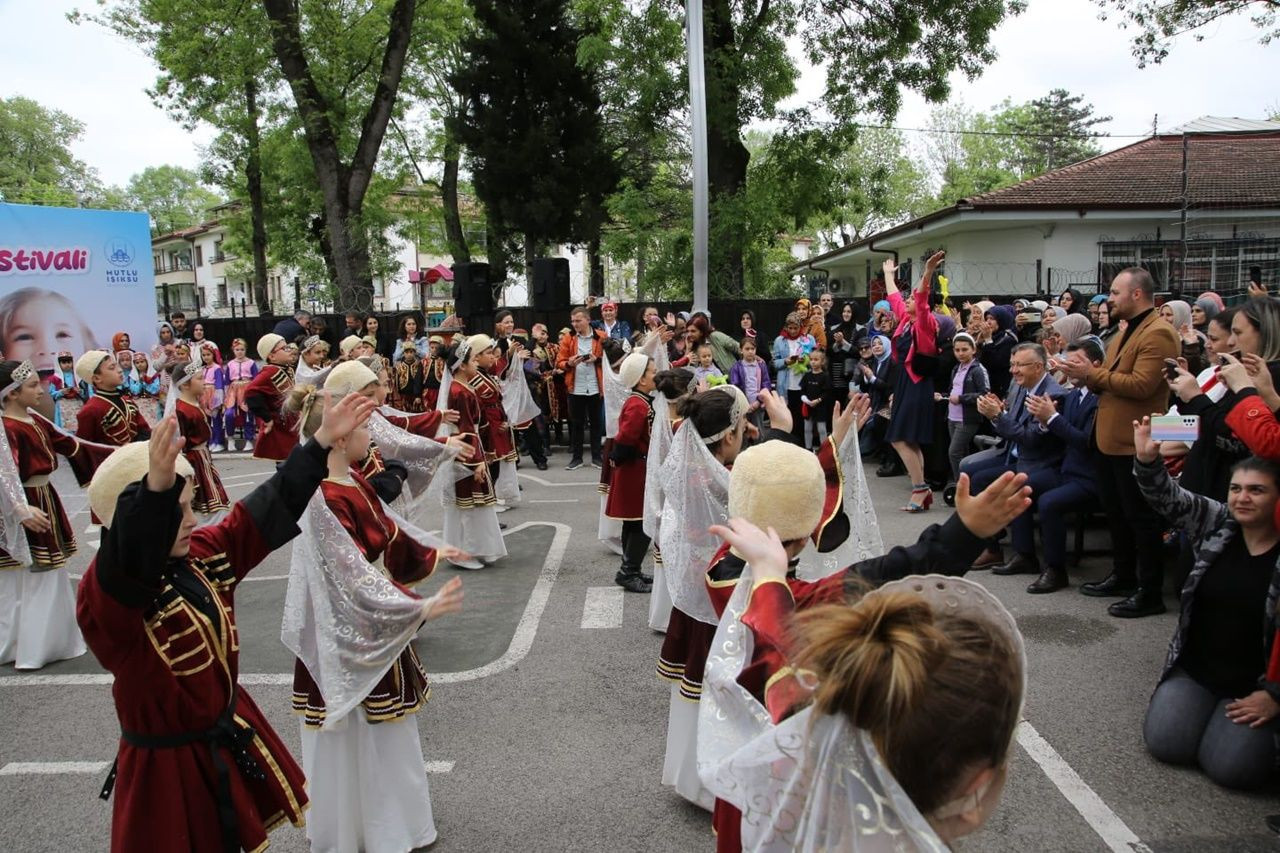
[699,573,1027,852]
[657,418,729,624]
[499,355,542,425]
[282,492,447,730]
[368,409,463,521]
[639,328,671,372]
[601,354,627,438]
[642,395,675,541]
[796,426,884,581]
[0,411,33,567]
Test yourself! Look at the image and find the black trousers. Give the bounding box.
[1095,452,1165,594]
[567,392,603,463]
[786,389,805,443]
[519,423,546,465]
[621,519,651,573]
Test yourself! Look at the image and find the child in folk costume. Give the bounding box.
[699,465,1033,851]
[0,360,111,669]
[467,334,520,511]
[132,351,163,426]
[422,335,445,410]
[294,334,331,386]
[169,362,230,516]
[222,338,258,451]
[606,352,658,593]
[47,350,87,431]
[393,340,427,412]
[194,344,227,451]
[77,397,378,853]
[439,338,507,569]
[75,350,152,446]
[244,332,299,461]
[645,368,695,632]
[597,339,630,554]
[282,363,466,853]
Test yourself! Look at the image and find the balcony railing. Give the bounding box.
[154,260,194,274]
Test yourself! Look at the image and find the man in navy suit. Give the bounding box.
[996,338,1105,591]
[964,342,1066,567]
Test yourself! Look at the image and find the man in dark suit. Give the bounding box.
[997,338,1104,591]
[1057,267,1179,617]
[965,342,1066,567]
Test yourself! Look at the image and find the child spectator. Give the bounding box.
[938,332,989,485]
[799,349,831,450]
[690,343,723,385]
[728,336,772,434]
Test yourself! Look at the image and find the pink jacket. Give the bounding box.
[887,279,939,384]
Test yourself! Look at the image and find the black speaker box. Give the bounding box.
[531,257,571,311]
[452,262,493,317]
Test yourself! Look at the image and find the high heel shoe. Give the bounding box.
[900,486,933,513]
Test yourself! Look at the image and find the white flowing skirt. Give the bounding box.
[661,683,714,811]
[647,558,672,632]
[0,568,86,670]
[300,713,437,853]
[597,497,623,555]
[442,502,507,562]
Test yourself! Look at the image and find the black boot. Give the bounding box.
[615,566,652,593]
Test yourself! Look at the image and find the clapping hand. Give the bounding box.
[954,471,1032,540]
[1132,416,1162,464]
[420,576,464,621]
[146,415,186,492]
[1179,323,1199,345]
[708,517,788,583]
[976,392,1003,419]
[1025,393,1057,425]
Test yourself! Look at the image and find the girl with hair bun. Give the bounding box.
[0,359,112,669]
[702,473,1034,851]
[168,362,229,517]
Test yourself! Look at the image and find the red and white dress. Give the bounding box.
[243,365,298,460]
[441,377,505,563]
[174,399,230,515]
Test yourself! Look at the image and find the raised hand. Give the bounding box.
[1132,416,1162,464]
[708,517,787,582]
[421,576,464,621]
[313,391,379,448]
[954,471,1032,540]
[146,415,186,492]
[757,389,792,434]
[847,391,873,431]
[831,398,856,448]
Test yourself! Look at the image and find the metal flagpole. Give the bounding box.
[685,0,709,313]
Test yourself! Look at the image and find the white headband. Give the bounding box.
[700,384,750,445]
[174,360,202,388]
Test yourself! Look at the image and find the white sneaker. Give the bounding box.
[208,444,224,453]
[495,503,511,513]
[448,557,485,570]
[243,441,254,451]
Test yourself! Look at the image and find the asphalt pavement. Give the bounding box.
[0,448,1277,852]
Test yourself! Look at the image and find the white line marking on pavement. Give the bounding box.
[1016,721,1153,853]
[1,521,571,688]
[529,499,580,504]
[83,523,100,535]
[0,761,110,775]
[580,586,624,629]
[516,473,597,488]
[423,761,455,773]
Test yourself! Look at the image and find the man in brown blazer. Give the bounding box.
[1059,267,1179,617]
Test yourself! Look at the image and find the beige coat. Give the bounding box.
[1086,309,1180,455]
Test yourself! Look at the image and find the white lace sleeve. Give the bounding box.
[0,418,32,567]
[657,420,729,624]
[500,359,542,425]
[640,329,671,372]
[281,494,430,730]
[601,356,627,438]
[642,397,674,541]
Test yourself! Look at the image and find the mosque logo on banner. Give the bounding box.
[104,236,139,284]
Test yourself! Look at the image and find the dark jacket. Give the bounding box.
[990,373,1067,473]
[947,361,990,425]
[980,306,1018,397]
[1046,387,1099,484]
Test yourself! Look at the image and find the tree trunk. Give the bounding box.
[635,245,646,301]
[243,78,271,315]
[703,0,749,296]
[441,121,469,264]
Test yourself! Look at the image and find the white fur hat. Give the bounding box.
[618,352,650,389]
[465,334,496,356]
[323,360,378,396]
[74,350,111,384]
[339,335,362,356]
[256,333,285,362]
[728,441,825,543]
[88,442,194,528]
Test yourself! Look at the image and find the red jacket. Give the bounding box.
[1224,389,1280,460]
[556,329,606,395]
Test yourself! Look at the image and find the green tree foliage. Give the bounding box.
[1095,0,1279,66]
[928,90,1109,206]
[452,0,620,284]
[124,165,222,234]
[0,96,105,206]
